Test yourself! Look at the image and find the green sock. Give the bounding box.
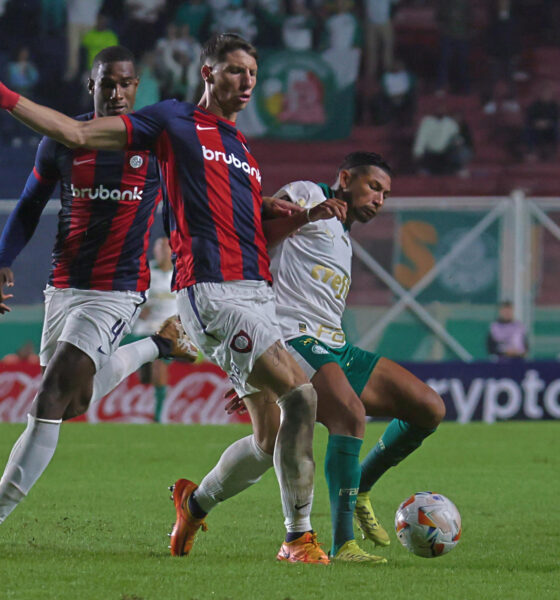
[359,419,436,493]
[324,434,363,556]
[154,385,166,422]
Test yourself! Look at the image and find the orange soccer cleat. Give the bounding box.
[168,479,208,556]
[276,532,330,565]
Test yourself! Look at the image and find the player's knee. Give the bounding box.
[253,429,276,455]
[423,389,446,428]
[37,348,94,419]
[61,397,89,421]
[320,397,365,437]
[346,400,366,437]
[36,375,70,419]
[276,382,317,428]
[274,372,310,398]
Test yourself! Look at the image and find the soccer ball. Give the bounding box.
[394,491,462,558]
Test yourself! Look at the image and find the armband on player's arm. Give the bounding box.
[0,82,20,111]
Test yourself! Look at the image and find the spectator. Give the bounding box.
[435,0,473,95]
[210,0,258,43]
[4,46,40,146]
[321,0,361,92]
[487,301,528,360]
[64,0,103,81]
[522,82,559,162]
[412,101,473,176]
[360,0,399,123]
[1,341,40,365]
[134,51,162,110]
[122,0,166,58]
[253,0,285,49]
[362,0,398,76]
[483,0,522,115]
[174,0,211,41]
[374,57,416,125]
[155,23,201,101]
[40,0,66,36]
[282,0,317,51]
[322,0,360,51]
[7,46,39,97]
[81,13,119,70]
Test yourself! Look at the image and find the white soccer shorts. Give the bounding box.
[40,285,147,372]
[178,280,284,397]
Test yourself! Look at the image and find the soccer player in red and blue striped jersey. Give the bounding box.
[0,35,329,563]
[0,46,195,527]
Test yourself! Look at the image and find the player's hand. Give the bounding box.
[308,198,347,223]
[224,388,247,415]
[0,267,14,314]
[262,196,303,219]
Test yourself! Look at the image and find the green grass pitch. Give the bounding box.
[0,421,558,600]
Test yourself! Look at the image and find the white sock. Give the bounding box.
[194,435,273,513]
[90,338,158,405]
[274,383,317,533]
[0,414,61,523]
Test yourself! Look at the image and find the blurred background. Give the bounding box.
[0,0,559,423]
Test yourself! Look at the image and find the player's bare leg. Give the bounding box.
[355,357,445,545]
[247,342,327,563]
[311,362,387,563]
[361,358,445,428]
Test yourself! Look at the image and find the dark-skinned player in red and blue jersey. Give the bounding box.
[0,34,350,563]
[0,46,196,527]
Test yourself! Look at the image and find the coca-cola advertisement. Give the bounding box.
[0,361,250,424]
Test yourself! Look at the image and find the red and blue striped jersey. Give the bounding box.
[121,100,271,290]
[33,113,162,291]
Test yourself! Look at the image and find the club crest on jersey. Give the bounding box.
[129,155,143,169]
[230,330,253,353]
[312,344,329,355]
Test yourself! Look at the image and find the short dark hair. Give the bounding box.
[339,151,393,177]
[91,45,136,76]
[200,33,258,66]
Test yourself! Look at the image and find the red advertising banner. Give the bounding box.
[0,361,250,424]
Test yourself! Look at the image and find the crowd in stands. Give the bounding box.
[0,0,558,184]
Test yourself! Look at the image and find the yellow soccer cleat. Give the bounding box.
[354,492,391,547]
[331,539,387,564]
[276,532,330,564]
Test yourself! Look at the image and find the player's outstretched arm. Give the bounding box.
[263,196,347,247]
[0,83,127,150]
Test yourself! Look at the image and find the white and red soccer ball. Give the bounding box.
[395,492,462,558]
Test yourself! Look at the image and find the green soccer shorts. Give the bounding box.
[287,335,381,397]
